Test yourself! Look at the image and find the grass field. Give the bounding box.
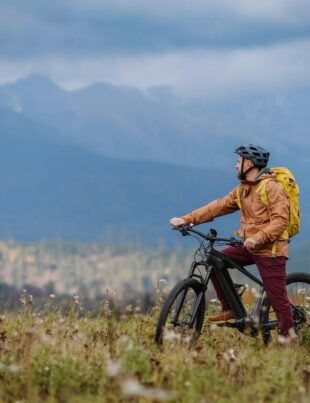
[0,295,309,403]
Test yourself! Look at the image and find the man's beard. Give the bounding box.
[237,171,245,180]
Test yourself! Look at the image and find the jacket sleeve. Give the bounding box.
[181,186,240,225]
[252,181,290,246]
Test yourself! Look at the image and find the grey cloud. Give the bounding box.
[1,37,309,99]
[1,0,310,59]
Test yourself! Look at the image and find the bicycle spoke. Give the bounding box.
[261,274,310,343]
[155,278,205,348]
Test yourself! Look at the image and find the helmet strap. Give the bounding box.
[240,158,256,180]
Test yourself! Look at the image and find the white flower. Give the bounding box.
[121,378,169,400]
[209,324,218,332]
[223,348,237,362]
[297,288,306,295]
[106,360,122,377]
[163,330,181,341]
[121,379,144,396]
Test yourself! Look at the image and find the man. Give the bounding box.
[170,144,294,340]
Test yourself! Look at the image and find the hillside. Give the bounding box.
[0,107,238,243]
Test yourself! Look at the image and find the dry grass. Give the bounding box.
[0,297,309,403]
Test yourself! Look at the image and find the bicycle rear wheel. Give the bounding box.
[154,278,206,348]
[260,272,310,344]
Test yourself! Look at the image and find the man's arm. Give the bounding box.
[252,181,290,246]
[181,186,240,225]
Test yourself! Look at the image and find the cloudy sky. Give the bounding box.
[1,0,310,99]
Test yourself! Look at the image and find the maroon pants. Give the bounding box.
[210,246,294,336]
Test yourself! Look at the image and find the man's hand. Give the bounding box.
[169,217,186,227]
[244,237,256,250]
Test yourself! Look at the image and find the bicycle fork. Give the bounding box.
[172,264,211,328]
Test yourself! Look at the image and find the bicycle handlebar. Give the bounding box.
[173,224,243,246]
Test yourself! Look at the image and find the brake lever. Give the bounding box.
[230,237,243,246]
[180,227,190,236]
[172,225,190,236]
[210,228,217,237]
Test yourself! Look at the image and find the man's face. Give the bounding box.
[235,156,254,179]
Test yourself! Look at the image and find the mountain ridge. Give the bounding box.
[0,105,239,243]
[0,75,309,243]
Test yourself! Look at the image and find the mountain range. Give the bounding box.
[0,75,308,244]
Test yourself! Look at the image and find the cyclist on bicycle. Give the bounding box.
[170,144,294,340]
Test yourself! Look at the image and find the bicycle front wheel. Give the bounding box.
[260,272,310,343]
[154,278,206,348]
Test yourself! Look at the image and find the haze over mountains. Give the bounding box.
[1,75,309,170]
[0,75,309,243]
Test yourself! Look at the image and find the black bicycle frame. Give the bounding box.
[186,247,277,333]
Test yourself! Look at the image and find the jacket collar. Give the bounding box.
[241,167,274,186]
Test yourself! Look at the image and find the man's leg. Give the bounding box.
[254,256,294,337]
[209,246,254,312]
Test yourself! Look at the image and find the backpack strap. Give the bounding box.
[233,185,244,236]
[256,178,285,257]
[235,185,244,210]
[256,178,272,206]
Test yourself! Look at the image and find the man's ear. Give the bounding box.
[246,159,254,168]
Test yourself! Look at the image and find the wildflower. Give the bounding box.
[163,330,181,341]
[121,379,144,396]
[20,289,33,306]
[72,293,79,304]
[105,287,116,297]
[35,318,44,326]
[106,360,122,378]
[7,364,21,373]
[125,304,133,314]
[297,288,306,295]
[250,287,259,298]
[222,348,237,362]
[121,378,169,400]
[209,324,218,333]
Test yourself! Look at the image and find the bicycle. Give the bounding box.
[154,225,310,348]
